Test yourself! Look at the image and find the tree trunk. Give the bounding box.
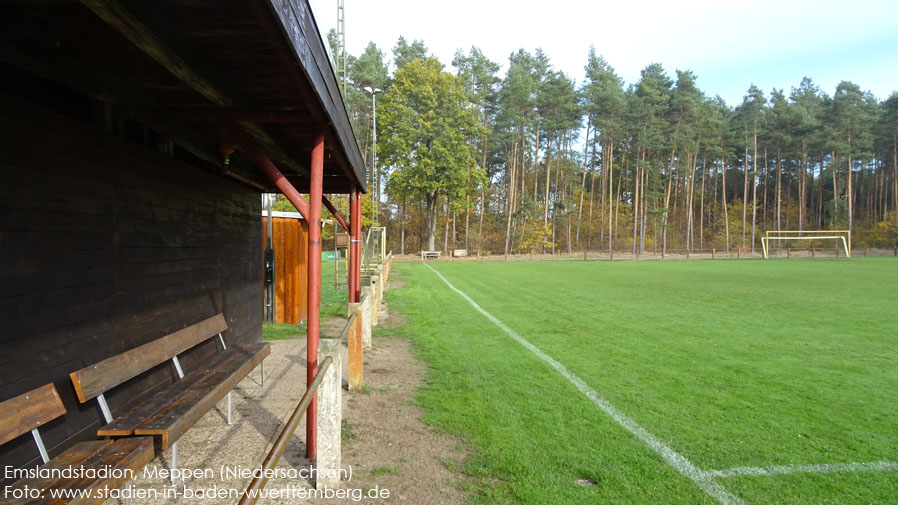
[478,190,485,252]
[632,154,641,255]
[443,199,450,254]
[602,140,614,253]
[425,192,438,251]
[847,127,853,235]
[699,157,706,250]
[533,117,541,202]
[662,153,675,254]
[776,148,782,231]
[722,158,730,252]
[400,199,406,255]
[800,139,808,231]
[742,138,749,248]
[576,122,590,247]
[543,136,553,230]
[504,140,518,254]
[894,132,897,226]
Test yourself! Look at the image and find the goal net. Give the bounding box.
[761,230,851,259]
[362,226,387,271]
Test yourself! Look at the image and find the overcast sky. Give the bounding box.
[308,0,898,105]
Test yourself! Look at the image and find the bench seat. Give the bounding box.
[98,343,269,450]
[4,437,153,505]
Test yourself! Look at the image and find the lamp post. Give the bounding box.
[363,86,381,223]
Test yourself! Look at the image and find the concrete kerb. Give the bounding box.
[316,336,342,489]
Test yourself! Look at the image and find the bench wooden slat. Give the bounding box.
[135,343,270,450]
[69,314,228,403]
[2,440,110,501]
[5,437,154,505]
[96,344,248,437]
[0,384,66,446]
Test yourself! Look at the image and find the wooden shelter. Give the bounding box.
[0,0,366,473]
[262,211,310,324]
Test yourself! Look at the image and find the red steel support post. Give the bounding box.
[323,195,349,233]
[229,129,310,219]
[306,133,325,459]
[349,188,362,303]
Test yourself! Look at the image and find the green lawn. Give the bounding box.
[382,258,898,504]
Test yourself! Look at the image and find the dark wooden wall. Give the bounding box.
[0,93,263,473]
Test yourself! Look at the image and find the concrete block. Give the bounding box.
[370,275,380,327]
[359,287,372,348]
[316,336,342,489]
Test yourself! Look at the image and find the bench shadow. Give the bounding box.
[186,343,315,488]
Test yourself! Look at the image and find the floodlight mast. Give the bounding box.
[363,86,382,224]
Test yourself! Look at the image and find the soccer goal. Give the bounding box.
[761,230,851,259]
[362,226,387,271]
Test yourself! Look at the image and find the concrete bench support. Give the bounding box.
[370,274,380,327]
[316,336,342,489]
[356,288,372,349]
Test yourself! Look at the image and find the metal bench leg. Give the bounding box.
[97,394,114,424]
[31,428,50,464]
[227,391,232,425]
[260,360,265,388]
[170,441,178,484]
[125,481,131,505]
[171,356,185,379]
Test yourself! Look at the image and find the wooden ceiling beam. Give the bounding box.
[133,107,316,125]
[80,0,309,176]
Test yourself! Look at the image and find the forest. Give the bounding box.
[312,34,898,255]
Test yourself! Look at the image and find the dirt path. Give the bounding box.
[312,278,470,504]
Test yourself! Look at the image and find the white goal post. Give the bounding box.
[761,230,851,259]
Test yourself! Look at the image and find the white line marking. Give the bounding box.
[424,264,744,505]
[707,461,898,478]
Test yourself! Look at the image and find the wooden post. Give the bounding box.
[737,248,741,259]
[609,249,614,261]
[583,250,587,261]
[787,248,791,258]
[347,313,362,391]
[811,247,815,258]
[712,248,716,259]
[864,248,868,257]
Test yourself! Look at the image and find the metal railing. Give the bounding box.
[237,356,333,505]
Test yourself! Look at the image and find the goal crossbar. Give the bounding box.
[761,230,851,259]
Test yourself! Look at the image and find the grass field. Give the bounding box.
[382,258,898,504]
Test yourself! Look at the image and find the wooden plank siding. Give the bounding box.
[261,216,308,323]
[0,93,263,475]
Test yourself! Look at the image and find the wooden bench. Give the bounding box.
[452,249,467,258]
[69,314,269,473]
[1,383,154,505]
[421,250,441,260]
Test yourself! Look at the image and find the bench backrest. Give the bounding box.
[70,314,228,403]
[0,383,66,446]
